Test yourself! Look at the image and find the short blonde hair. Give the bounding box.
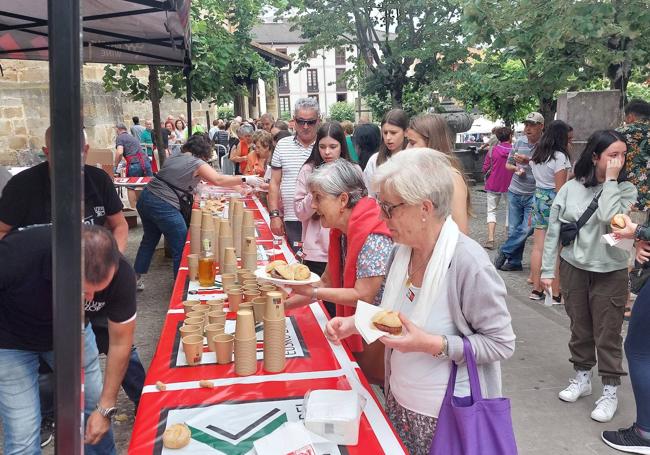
[372,147,454,219]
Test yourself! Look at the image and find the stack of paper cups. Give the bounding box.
[242,236,258,271]
[222,247,237,275]
[190,209,202,255]
[211,214,221,258]
[263,291,286,373]
[201,210,213,229]
[241,209,256,253]
[218,219,233,269]
[234,310,257,376]
[232,201,244,257]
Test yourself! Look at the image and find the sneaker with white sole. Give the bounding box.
[136,277,144,292]
[602,425,650,454]
[592,387,618,422]
[559,370,592,402]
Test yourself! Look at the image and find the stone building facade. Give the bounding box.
[0,59,213,166]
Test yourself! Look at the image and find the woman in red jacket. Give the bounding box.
[287,159,393,378]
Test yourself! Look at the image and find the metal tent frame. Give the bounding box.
[0,1,191,452]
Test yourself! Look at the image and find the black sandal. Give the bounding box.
[553,293,562,304]
[529,290,544,300]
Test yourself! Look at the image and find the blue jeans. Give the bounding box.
[0,325,115,455]
[500,191,534,267]
[625,281,650,432]
[126,157,153,177]
[134,188,188,277]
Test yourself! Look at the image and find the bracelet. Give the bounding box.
[311,287,318,301]
[433,335,448,359]
[269,210,281,218]
[635,224,644,240]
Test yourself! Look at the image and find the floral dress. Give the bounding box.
[618,121,650,211]
[339,233,393,304]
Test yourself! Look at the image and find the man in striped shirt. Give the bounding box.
[269,98,321,252]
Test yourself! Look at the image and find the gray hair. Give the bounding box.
[237,123,255,137]
[294,97,320,117]
[308,159,367,208]
[115,122,127,131]
[372,147,454,219]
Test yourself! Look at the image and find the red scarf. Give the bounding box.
[328,196,391,352]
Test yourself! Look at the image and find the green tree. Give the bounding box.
[328,102,355,122]
[283,0,467,108]
[103,0,277,163]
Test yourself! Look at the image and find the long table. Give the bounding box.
[129,194,406,454]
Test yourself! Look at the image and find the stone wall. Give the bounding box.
[0,59,216,166]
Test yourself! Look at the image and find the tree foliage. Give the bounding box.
[460,0,650,122]
[328,102,356,122]
[102,0,278,106]
[282,0,467,109]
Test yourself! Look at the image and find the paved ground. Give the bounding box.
[38,186,635,454]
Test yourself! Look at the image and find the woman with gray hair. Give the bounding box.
[324,148,515,454]
[287,159,393,377]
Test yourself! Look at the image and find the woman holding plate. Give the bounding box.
[324,148,516,454]
[286,159,393,366]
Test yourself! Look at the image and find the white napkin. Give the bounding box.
[354,301,402,344]
[602,233,635,251]
[253,422,335,455]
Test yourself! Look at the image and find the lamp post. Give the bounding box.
[321,50,328,117]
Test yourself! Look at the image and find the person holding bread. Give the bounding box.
[324,148,516,454]
[541,130,637,423]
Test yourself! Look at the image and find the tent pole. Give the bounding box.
[184,57,192,134]
[48,0,84,453]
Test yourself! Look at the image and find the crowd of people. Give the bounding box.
[0,95,649,455]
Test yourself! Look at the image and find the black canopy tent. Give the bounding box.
[0,1,190,452]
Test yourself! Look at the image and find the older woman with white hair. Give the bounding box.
[325,148,516,454]
[229,123,255,174]
[287,159,392,379]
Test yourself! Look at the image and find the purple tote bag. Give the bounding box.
[429,337,517,455]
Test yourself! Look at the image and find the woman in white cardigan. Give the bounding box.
[325,148,516,454]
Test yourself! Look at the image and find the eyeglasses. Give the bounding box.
[295,118,318,127]
[377,200,406,219]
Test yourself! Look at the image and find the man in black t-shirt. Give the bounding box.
[0,225,135,454]
[0,127,128,250]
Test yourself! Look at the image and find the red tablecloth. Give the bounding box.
[129,194,406,454]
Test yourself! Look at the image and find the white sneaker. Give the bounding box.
[591,387,618,423]
[136,277,145,292]
[559,371,592,402]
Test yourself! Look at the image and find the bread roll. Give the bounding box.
[291,263,311,280]
[162,423,191,449]
[611,214,626,229]
[371,310,402,335]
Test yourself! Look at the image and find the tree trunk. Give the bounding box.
[539,96,556,127]
[149,65,165,168]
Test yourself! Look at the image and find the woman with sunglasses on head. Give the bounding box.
[293,122,360,317]
[363,109,409,193]
[323,148,515,454]
[406,114,471,234]
[287,159,392,383]
[541,130,636,423]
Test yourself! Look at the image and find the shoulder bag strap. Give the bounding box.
[576,189,603,230]
[154,173,192,196]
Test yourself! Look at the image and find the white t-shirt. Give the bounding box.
[389,285,470,417]
[270,136,313,221]
[363,153,380,195]
[529,151,571,190]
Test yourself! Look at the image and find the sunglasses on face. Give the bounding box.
[377,200,406,219]
[295,118,318,126]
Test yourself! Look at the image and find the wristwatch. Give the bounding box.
[241,176,247,184]
[269,210,281,218]
[96,404,118,419]
[433,335,449,359]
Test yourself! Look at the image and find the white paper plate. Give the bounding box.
[354,301,404,344]
[254,267,320,286]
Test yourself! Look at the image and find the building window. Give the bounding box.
[305,49,317,59]
[335,47,346,66]
[307,69,318,92]
[336,93,347,102]
[278,70,289,94]
[279,96,291,114]
[335,68,347,92]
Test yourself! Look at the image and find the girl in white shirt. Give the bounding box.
[363,109,409,191]
[528,120,572,302]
